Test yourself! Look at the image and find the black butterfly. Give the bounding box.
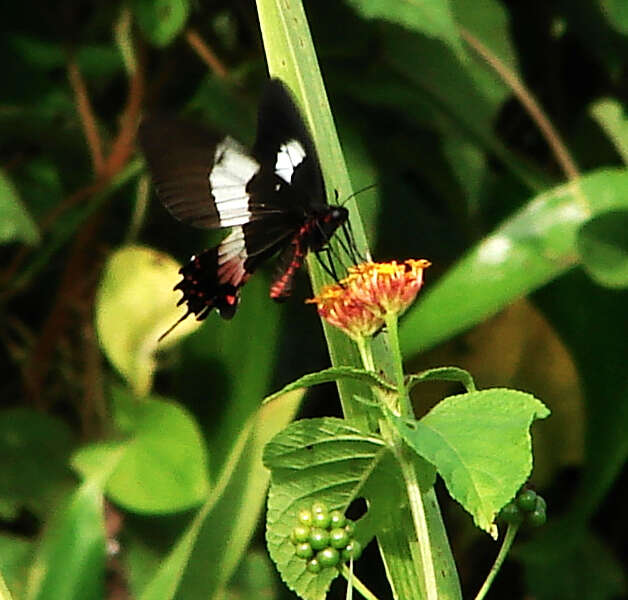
[139,79,356,338]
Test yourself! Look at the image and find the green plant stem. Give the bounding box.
[397,443,439,600]
[473,523,519,600]
[340,564,380,600]
[356,336,375,372]
[384,312,413,417]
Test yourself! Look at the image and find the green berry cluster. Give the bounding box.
[499,488,547,528]
[289,501,362,573]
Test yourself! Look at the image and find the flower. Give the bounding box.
[307,259,430,340]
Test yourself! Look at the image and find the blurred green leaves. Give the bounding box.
[400,169,628,354]
[72,387,209,514]
[0,170,39,246]
[95,245,201,397]
[0,409,72,520]
[133,0,190,47]
[345,0,462,55]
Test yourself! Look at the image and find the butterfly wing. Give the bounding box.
[139,118,262,229]
[253,79,326,213]
[140,80,331,334]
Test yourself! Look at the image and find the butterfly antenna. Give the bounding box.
[339,183,378,207]
[157,310,192,342]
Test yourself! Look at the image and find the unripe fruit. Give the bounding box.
[295,542,314,559]
[499,501,523,525]
[330,510,346,528]
[291,524,311,544]
[297,509,313,527]
[341,540,362,562]
[329,528,350,549]
[306,558,322,574]
[317,547,340,568]
[312,510,332,529]
[309,527,330,550]
[516,489,537,512]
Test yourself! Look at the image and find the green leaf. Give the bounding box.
[139,391,301,600]
[226,550,278,599]
[95,245,202,397]
[577,210,628,288]
[345,0,463,55]
[25,450,120,600]
[0,409,73,516]
[264,366,396,404]
[391,389,550,537]
[406,367,476,393]
[589,98,628,164]
[264,417,396,600]
[600,0,628,34]
[0,169,39,245]
[181,270,282,473]
[401,168,628,354]
[133,0,190,47]
[0,534,32,599]
[72,389,209,514]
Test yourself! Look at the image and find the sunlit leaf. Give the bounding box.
[391,389,550,537]
[401,169,628,354]
[95,245,201,397]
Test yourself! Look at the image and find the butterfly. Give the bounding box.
[139,79,356,338]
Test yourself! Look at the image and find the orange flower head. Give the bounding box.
[307,259,431,340]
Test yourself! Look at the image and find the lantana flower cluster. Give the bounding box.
[307,259,431,340]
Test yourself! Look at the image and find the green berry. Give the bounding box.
[311,501,328,515]
[295,542,314,559]
[341,540,362,562]
[312,510,331,529]
[297,509,313,526]
[306,558,322,574]
[516,489,537,512]
[329,510,346,528]
[526,507,547,528]
[329,528,350,549]
[499,501,523,525]
[309,527,330,550]
[317,547,340,568]
[291,525,311,544]
[344,521,355,537]
[534,495,547,513]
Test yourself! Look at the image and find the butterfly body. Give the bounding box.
[139,79,349,333]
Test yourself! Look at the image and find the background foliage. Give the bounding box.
[1,0,627,599]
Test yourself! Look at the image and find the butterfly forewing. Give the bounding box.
[139,79,349,336]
